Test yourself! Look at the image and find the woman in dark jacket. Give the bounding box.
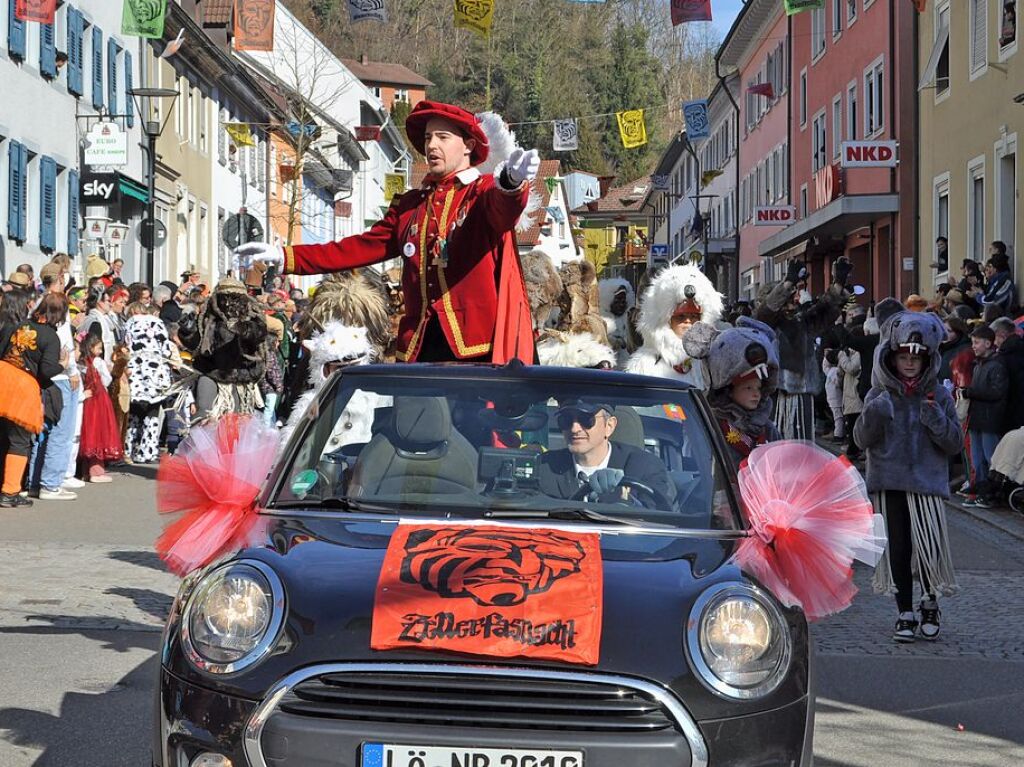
[0,292,66,507]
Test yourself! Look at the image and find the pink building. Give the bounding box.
[718,0,792,300]
[758,0,917,301]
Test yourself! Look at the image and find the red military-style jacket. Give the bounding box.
[283,167,530,362]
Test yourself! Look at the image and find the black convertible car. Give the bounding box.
[154,364,813,767]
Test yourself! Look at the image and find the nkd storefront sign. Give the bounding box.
[815,164,842,209]
[840,141,898,168]
[81,172,118,204]
[754,206,797,226]
[84,122,128,167]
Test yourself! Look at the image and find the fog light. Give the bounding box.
[191,754,233,767]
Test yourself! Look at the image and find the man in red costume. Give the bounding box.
[236,101,540,363]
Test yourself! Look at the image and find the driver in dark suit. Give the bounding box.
[537,401,676,505]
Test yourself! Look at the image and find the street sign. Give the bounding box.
[81,172,118,204]
[754,205,797,226]
[138,218,167,249]
[84,122,128,167]
[841,140,898,168]
[222,212,264,249]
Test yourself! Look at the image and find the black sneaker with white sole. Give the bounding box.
[919,599,941,641]
[893,612,918,643]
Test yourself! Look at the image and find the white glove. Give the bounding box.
[234,241,284,271]
[505,148,541,187]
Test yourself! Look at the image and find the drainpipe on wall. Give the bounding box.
[889,0,898,296]
[715,58,741,302]
[911,2,921,296]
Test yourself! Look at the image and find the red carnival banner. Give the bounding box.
[15,0,56,23]
[355,126,382,141]
[233,0,276,51]
[371,525,603,665]
[670,0,712,26]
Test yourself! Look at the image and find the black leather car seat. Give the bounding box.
[349,396,477,496]
[611,405,645,449]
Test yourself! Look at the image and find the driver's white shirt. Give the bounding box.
[574,444,612,480]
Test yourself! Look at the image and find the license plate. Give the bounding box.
[361,743,583,767]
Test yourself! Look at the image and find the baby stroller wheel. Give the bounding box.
[1010,487,1024,515]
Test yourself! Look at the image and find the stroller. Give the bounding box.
[989,427,1024,514]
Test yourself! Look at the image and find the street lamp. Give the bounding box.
[129,86,178,285]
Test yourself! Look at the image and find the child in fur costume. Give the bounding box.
[625,264,723,388]
[703,318,782,467]
[598,278,636,367]
[853,299,961,643]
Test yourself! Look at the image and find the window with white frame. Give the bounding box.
[800,184,809,218]
[832,0,843,37]
[812,111,827,172]
[864,59,884,136]
[970,0,988,74]
[832,95,843,158]
[934,174,950,273]
[1000,0,1016,48]
[800,69,808,126]
[847,0,857,24]
[968,158,986,262]
[394,89,410,103]
[935,3,951,94]
[812,7,827,59]
[847,82,858,140]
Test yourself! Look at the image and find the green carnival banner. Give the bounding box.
[122,0,167,38]
[784,0,824,14]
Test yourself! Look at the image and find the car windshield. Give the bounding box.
[269,371,741,531]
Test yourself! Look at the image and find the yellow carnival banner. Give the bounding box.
[225,123,256,147]
[454,0,494,38]
[616,110,647,149]
[384,173,407,201]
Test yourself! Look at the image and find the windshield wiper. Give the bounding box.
[268,497,393,512]
[483,507,646,527]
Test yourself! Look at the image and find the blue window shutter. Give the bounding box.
[7,143,22,241]
[125,51,135,127]
[19,145,28,242]
[40,157,57,251]
[92,27,104,110]
[68,9,84,96]
[8,1,26,60]
[67,169,80,256]
[40,21,57,78]
[107,39,118,116]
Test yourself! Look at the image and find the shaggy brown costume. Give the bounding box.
[520,248,563,331]
[554,260,609,345]
[297,269,392,358]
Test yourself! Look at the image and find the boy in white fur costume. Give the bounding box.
[598,278,636,367]
[624,264,724,389]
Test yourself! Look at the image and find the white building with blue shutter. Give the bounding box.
[1,0,147,280]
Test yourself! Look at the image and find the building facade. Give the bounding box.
[917,0,1022,300]
[341,55,433,113]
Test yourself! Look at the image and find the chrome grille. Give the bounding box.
[278,670,676,732]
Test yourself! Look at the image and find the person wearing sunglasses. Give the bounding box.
[536,400,675,505]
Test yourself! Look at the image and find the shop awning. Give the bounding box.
[117,174,149,204]
[757,194,899,259]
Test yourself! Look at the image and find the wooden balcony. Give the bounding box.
[620,243,649,263]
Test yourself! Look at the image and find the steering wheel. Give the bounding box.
[571,478,672,510]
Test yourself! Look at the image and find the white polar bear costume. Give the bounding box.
[624,265,724,389]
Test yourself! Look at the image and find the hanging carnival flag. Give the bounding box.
[384,173,407,201]
[347,0,387,23]
[670,0,712,26]
[15,0,56,23]
[355,126,383,141]
[225,123,256,148]
[121,0,167,37]
[286,121,319,139]
[911,0,926,10]
[682,99,710,140]
[784,0,824,14]
[552,119,579,152]
[616,110,647,149]
[747,82,775,100]
[650,174,670,191]
[233,0,276,51]
[701,168,724,187]
[454,0,494,38]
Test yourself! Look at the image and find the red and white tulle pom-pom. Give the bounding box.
[733,441,886,621]
[155,415,279,576]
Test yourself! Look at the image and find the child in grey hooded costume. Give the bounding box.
[854,299,961,643]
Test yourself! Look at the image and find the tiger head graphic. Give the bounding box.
[400,528,586,607]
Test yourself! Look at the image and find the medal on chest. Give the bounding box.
[403,242,416,259]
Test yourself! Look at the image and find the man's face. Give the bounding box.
[731,378,763,411]
[894,352,925,378]
[112,261,123,275]
[559,408,616,461]
[610,291,628,316]
[972,337,993,357]
[189,273,200,286]
[936,239,947,254]
[424,117,475,178]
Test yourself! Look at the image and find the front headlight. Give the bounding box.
[181,560,285,675]
[686,582,791,700]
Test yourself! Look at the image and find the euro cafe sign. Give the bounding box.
[841,141,899,168]
[754,206,797,226]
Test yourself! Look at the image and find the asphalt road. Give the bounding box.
[1,467,1023,766]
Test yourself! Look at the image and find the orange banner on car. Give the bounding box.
[371,525,603,665]
[233,0,276,51]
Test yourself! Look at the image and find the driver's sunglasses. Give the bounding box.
[557,410,603,431]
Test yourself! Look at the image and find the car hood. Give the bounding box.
[164,514,808,720]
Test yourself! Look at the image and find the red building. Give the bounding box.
[758,0,917,302]
[341,55,433,113]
